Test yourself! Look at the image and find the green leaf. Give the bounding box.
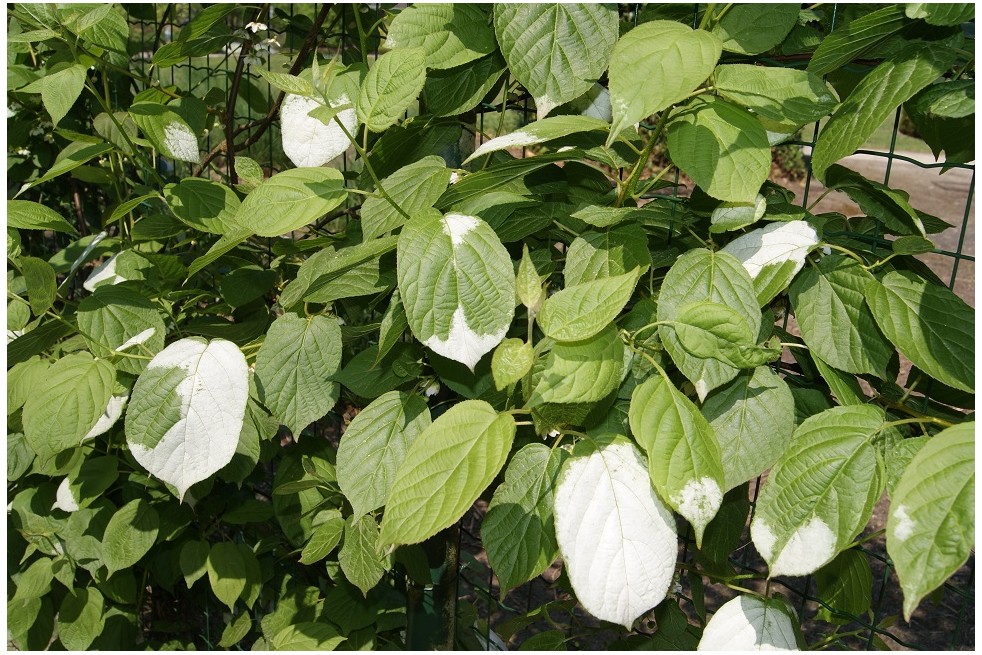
[807,5,909,77]
[179,539,209,588]
[563,224,651,288]
[702,367,795,491]
[529,325,624,406]
[384,4,497,69]
[271,622,345,651]
[208,542,247,610]
[814,549,873,625]
[397,211,515,370]
[57,588,105,650]
[255,314,342,437]
[129,102,200,163]
[493,4,618,119]
[822,164,929,236]
[906,3,974,25]
[483,444,566,595]
[709,194,767,234]
[164,177,241,235]
[812,354,867,406]
[608,20,722,141]
[789,255,894,379]
[666,96,771,203]
[465,115,610,164]
[381,400,515,546]
[553,436,677,629]
[218,611,253,648]
[336,391,430,517]
[491,338,534,391]
[811,43,957,180]
[751,405,885,577]
[253,68,316,97]
[629,373,725,544]
[673,301,757,364]
[23,352,115,461]
[376,290,409,364]
[538,268,640,342]
[20,256,56,316]
[186,228,251,277]
[516,244,546,313]
[713,64,839,128]
[13,557,54,601]
[7,597,42,640]
[77,286,167,375]
[236,168,347,237]
[280,236,399,308]
[887,422,974,620]
[334,343,422,399]
[125,338,249,500]
[720,220,820,306]
[423,51,507,117]
[520,630,566,650]
[300,514,346,565]
[710,4,799,55]
[7,200,77,234]
[361,156,450,240]
[339,515,387,596]
[41,64,86,127]
[883,435,929,496]
[103,498,159,576]
[657,249,761,401]
[435,151,582,209]
[24,141,113,190]
[866,270,973,393]
[905,80,974,164]
[357,48,426,132]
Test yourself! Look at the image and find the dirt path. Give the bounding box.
[794,149,976,306]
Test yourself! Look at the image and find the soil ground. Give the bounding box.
[456,150,975,651]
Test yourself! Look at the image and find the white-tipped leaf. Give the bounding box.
[554,437,677,629]
[397,211,514,370]
[280,93,356,168]
[53,477,80,513]
[721,220,819,305]
[125,338,249,500]
[83,394,128,440]
[698,595,800,651]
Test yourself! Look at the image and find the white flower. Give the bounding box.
[424,381,441,397]
[245,21,267,33]
[547,429,560,438]
[448,171,460,185]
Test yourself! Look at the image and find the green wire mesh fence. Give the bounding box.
[124,4,974,650]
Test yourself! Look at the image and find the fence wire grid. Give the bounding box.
[121,4,974,651]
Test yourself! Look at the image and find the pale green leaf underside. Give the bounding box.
[865,271,974,393]
[751,405,885,578]
[714,64,839,128]
[381,400,515,545]
[335,391,430,518]
[465,115,610,164]
[887,422,974,620]
[608,20,721,143]
[482,443,566,594]
[254,313,343,437]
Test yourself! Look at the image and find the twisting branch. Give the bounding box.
[224,4,270,184]
[195,3,336,176]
